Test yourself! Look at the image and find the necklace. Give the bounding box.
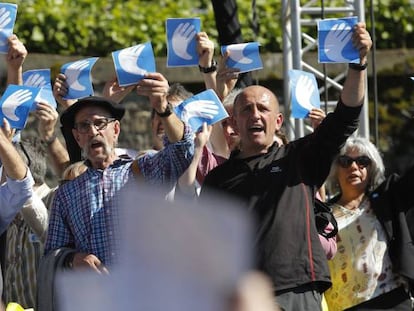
[338,194,367,211]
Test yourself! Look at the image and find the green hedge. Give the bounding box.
[12,0,218,56]
[9,0,414,57]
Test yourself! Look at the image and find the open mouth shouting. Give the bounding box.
[84,137,111,158]
[248,124,265,135]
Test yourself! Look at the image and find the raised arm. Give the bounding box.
[341,22,372,108]
[6,34,27,86]
[0,119,27,180]
[178,122,212,196]
[215,51,240,101]
[35,102,70,177]
[197,32,217,91]
[136,72,184,143]
[0,119,34,233]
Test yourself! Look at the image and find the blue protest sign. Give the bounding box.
[221,42,263,73]
[174,89,228,132]
[23,69,57,110]
[112,42,156,87]
[289,70,320,119]
[318,16,359,63]
[166,18,200,67]
[0,84,40,129]
[61,57,98,100]
[0,3,17,54]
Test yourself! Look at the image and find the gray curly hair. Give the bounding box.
[14,138,47,185]
[326,136,385,196]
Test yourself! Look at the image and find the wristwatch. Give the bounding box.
[198,59,218,73]
[155,102,173,118]
[348,62,368,71]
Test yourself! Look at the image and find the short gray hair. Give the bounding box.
[223,88,243,111]
[327,136,385,195]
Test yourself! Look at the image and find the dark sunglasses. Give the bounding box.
[337,155,372,168]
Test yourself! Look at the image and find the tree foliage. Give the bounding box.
[9,0,414,56]
[371,0,414,49]
[11,0,217,56]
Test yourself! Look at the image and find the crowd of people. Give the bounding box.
[0,19,413,311]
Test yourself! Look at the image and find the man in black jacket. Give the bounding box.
[200,22,372,310]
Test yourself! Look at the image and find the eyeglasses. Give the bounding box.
[74,117,116,134]
[337,155,372,168]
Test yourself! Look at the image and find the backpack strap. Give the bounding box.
[315,199,338,239]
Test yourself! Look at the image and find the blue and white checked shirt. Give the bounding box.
[45,125,194,265]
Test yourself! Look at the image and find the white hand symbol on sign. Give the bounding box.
[172,22,196,60]
[2,89,32,121]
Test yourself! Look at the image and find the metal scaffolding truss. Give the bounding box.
[281,0,369,141]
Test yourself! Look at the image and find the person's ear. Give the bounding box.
[113,120,121,138]
[72,128,81,144]
[231,115,239,133]
[275,113,284,131]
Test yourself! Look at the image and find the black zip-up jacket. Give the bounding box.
[200,101,361,293]
[369,168,414,293]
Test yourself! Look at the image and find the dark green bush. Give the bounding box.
[9,0,414,56]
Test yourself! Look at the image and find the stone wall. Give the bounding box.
[7,50,414,185]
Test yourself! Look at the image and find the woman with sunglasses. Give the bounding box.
[323,136,413,310]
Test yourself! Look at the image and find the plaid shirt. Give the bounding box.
[45,126,194,266]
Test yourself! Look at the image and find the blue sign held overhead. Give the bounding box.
[318,16,359,63]
[221,42,263,73]
[0,84,40,129]
[61,57,98,100]
[174,89,228,132]
[23,69,57,110]
[112,42,156,87]
[0,3,17,54]
[166,18,200,67]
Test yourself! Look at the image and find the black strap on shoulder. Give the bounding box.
[314,199,338,239]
